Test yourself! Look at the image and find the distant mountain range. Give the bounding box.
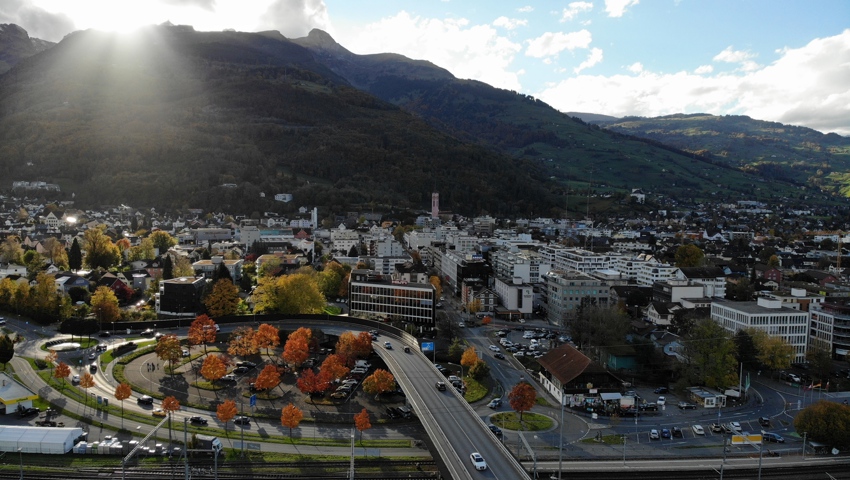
[0,24,846,216]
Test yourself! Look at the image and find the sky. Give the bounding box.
[2,0,849,135]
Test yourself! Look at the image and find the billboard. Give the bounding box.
[731,434,762,445]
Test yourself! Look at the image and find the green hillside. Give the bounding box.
[0,26,556,215]
[597,114,850,197]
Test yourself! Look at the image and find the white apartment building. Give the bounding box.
[489,248,551,284]
[404,230,437,250]
[710,298,808,363]
[330,226,360,254]
[809,302,850,359]
[538,246,612,274]
[493,277,534,318]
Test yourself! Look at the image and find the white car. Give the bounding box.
[488,345,500,352]
[469,452,487,470]
[692,424,705,435]
[383,341,392,349]
[730,421,742,432]
[657,396,666,406]
[649,429,660,440]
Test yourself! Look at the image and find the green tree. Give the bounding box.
[148,231,177,254]
[83,226,121,270]
[570,300,630,351]
[203,279,240,317]
[680,318,738,389]
[767,255,780,268]
[128,238,155,261]
[448,337,465,360]
[752,330,794,373]
[794,401,850,448]
[734,329,760,369]
[254,273,326,314]
[91,286,121,330]
[0,235,23,264]
[674,244,705,268]
[807,345,834,385]
[162,255,174,280]
[69,238,82,271]
[0,335,14,367]
[468,359,490,381]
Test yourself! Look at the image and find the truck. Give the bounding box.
[193,434,223,456]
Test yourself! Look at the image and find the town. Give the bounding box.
[0,187,849,478]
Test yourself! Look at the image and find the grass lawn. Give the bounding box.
[491,412,553,431]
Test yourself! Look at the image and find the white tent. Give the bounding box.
[0,426,84,454]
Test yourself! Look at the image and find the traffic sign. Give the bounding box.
[249,394,256,408]
[421,342,434,352]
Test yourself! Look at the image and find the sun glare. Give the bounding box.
[46,1,166,35]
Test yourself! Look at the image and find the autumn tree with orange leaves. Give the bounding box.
[362,369,395,398]
[320,354,350,382]
[45,349,57,370]
[280,403,304,438]
[200,354,227,382]
[253,364,281,392]
[461,346,479,372]
[354,408,371,444]
[53,361,71,388]
[282,328,311,368]
[114,382,131,428]
[509,381,537,423]
[254,323,280,356]
[228,326,258,357]
[335,331,373,364]
[217,400,238,429]
[162,396,181,444]
[155,334,182,379]
[296,368,330,398]
[79,373,95,408]
[187,314,218,353]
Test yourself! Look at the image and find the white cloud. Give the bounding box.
[257,0,330,38]
[493,16,527,30]
[560,2,593,22]
[517,6,534,13]
[525,30,592,58]
[694,65,713,74]
[575,47,603,73]
[605,0,639,18]
[713,46,755,63]
[627,62,643,73]
[343,11,523,91]
[535,29,850,136]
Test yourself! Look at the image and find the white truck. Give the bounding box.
[193,434,223,456]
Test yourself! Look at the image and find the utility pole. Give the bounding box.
[802,431,807,459]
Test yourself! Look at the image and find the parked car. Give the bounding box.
[221,374,237,382]
[710,423,723,433]
[661,428,671,439]
[762,432,785,443]
[692,424,705,435]
[487,424,503,438]
[654,387,669,394]
[678,401,697,410]
[469,452,487,471]
[189,416,208,425]
[19,407,39,417]
[649,429,660,440]
[758,416,771,427]
[385,407,401,419]
[487,398,503,409]
[730,421,742,432]
[657,396,666,406]
[672,427,683,438]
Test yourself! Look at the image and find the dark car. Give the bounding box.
[137,395,154,405]
[661,428,671,439]
[710,423,723,433]
[758,416,771,427]
[678,401,697,410]
[19,407,40,417]
[672,427,683,438]
[98,331,111,338]
[487,424,503,438]
[189,416,208,426]
[435,381,447,391]
[385,407,401,419]
[233,366,250,374]
[141,328,156,337]
[234,416,250,426]
[654,387,669,394]
[494,352,506,360]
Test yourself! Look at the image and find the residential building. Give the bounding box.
[710,298,808,362]
[539,246,612,274]
[489,248,551,284]
[541,270,610,327]
[493,277,533,319]
[192,256,243,282]
[155,276,204,317]
[440,250,490,297]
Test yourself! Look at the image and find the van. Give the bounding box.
[396,406,412,418]
[354,360,371,369]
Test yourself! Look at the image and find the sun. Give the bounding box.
[52,1,168,35]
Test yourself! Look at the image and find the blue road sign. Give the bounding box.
[249,394,257,408]
[421,342,435,352]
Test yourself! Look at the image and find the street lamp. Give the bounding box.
[557,387,566,480]
[18,447,23,480]
[349,427,355,480]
